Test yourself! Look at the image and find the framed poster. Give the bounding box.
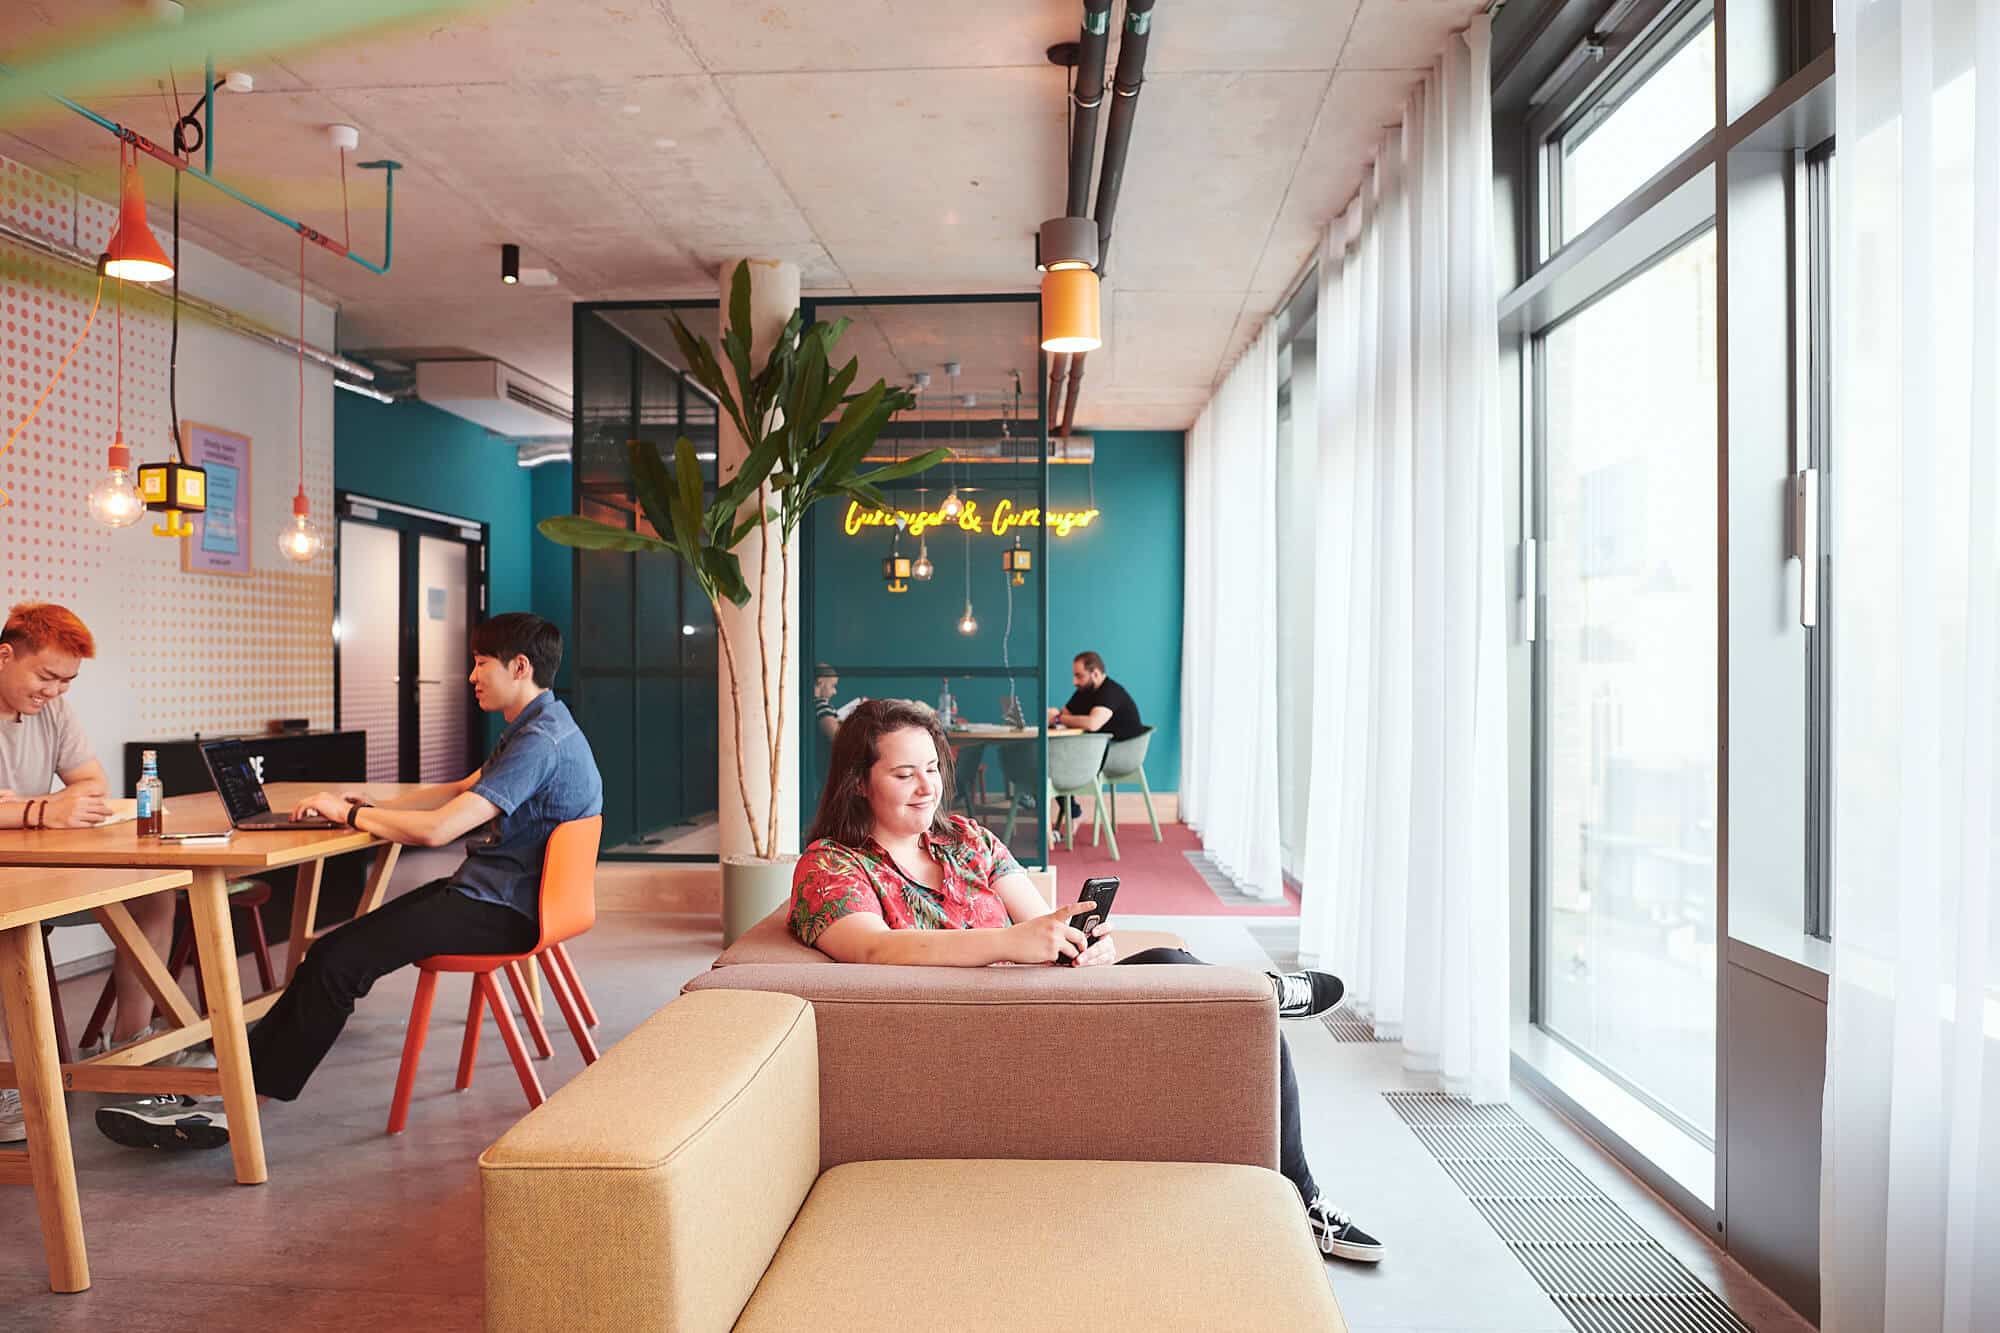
[180,421,253,575]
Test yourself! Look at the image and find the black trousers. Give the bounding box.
[1116,946,1318,1204]
[248,880,537,1101]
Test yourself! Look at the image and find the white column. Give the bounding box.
[715,258,801,861]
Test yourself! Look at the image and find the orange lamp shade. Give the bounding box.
[101,160,174,283]
[1040,267,1101,353]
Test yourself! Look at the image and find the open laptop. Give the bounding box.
[199,740,342,829]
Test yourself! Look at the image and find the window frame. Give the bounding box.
[1802,136,1835,940]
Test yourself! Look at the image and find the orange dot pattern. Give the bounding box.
[1,155,334,741]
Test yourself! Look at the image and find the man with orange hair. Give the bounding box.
[0,603,178,1144]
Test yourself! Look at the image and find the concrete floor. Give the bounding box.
[1,883,1815,1331]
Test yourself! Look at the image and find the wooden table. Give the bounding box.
[0,783,405,1204]
[1,864,195,1292]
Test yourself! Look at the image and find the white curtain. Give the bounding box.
[1822,1,2000,1328]
[1295,16,1511,1102]
[1180,324,1285,900]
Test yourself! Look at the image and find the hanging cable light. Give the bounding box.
[88,276,142,527]
[956,468,977,636]
[911,375,934,580]
[137,170,205,537]
[277,232,322,561]
[99,145,173,283]
[938,360,964,520]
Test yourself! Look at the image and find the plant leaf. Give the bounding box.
[536,514,676,553]
[854,446,951,488]
[626,437,680,546]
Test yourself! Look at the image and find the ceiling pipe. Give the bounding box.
[0,214,376,380]
[1057,0,1157,437]
[1065,0,1115,218]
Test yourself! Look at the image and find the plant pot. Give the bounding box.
[721,854,799,945]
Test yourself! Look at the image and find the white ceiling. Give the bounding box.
[0,0,1487,430]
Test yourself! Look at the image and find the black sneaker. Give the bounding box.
[96,1095,230,1151]
[1267,969,1344,1019]
[1306,1195,1386,1263]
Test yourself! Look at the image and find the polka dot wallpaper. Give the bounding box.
[1,153,335,756]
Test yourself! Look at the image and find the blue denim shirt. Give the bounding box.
[455,692,603,919]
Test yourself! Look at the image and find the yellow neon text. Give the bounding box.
[841,498,1101,539]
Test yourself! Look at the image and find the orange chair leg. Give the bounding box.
[455,980,484,1091]
[504,960,554,1060]
[387,970,441,1134]
[537,951,599,1065]
[477,972,545,1111]
[551,943,599,1028]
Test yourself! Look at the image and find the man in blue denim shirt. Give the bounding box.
[97,613,602,1151]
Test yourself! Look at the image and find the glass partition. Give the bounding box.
[799,295,1050,867]
[570,295,1048,865]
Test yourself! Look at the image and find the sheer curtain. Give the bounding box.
[1822,1,2000,1328]
[1179,324,1284,900]
[1295,16,1510,1102]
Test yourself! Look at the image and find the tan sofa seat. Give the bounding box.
[737,1158,1346,1332]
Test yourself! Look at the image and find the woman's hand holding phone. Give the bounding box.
[1004,902,1094,965]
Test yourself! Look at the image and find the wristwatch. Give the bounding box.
[346,801,372,829]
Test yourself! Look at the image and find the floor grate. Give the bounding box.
[1385,1091,1753,1333]
[1184,850,1286,909]
[1321,1006,1381,1043]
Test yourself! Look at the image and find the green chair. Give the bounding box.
[1094,726,1162,846]
[1050,731,1116,858]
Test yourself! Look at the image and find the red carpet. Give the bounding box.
[1048,820,1300,916]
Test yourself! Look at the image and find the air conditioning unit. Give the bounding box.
[415,359,571,438]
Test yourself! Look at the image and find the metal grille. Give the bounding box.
[1385,1092,1753,1333]
[1321,1006,1379,1043]
[1184,850,1281,907]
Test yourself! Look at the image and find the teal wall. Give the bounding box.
[1049,430,1183,790]
[801,428,1183,792]
[530,462,576,691]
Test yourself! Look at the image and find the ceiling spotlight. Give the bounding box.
[222,70,255,93]
[1037,216,1099,272]
[501,242,519,285]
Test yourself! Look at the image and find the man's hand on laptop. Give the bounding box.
[44,786,112,828]
[291,792,350,824]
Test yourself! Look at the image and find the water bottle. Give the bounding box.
[136,749,163,837]
[938,679,956,728]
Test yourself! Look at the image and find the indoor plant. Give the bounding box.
[539,262,943,865]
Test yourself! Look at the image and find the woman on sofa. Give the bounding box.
[788,698,1386,1265]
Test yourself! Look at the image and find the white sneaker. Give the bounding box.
[0,1088,24,1143]
[95,1094,229,1151]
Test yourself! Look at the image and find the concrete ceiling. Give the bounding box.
[0,0,1486,431]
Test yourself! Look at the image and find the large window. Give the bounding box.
[1536,228,1719,1139]
[1803,141,1834,939]
[1274,276,1318,877]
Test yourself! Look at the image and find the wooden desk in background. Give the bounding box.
[0,783,411,1205]
[0,864,195,1293]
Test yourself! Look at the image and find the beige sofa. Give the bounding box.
[481,988,1347,1331]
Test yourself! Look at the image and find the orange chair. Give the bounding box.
[387,816,603,1134]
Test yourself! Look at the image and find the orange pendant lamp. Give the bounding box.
[1040,267,1101,353]
[100,150,174,284]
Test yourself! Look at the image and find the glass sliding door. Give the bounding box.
[1536,228,1719,1139]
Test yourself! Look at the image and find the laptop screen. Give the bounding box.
[202,742,271,821]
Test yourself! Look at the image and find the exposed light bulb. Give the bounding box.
[277,488,322,562]
[958,603,979,636]
[912,546,934,581]
[939,489,964,520]
[88,437,142,527]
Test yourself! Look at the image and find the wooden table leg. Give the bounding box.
[357,843,401,918]
[0,924,90,1292]
[286,858,325,985]
[186,868,267,1186]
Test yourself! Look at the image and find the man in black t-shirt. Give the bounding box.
[1049,651,1144,827]
[1051,651,1145,740]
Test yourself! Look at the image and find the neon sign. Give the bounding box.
[842,498,1101,539]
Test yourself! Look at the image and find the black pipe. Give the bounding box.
[1067,0,1115,217]
[1092,0,1156,274]
[1060,354,1087,439]
[1047,353,1070,434]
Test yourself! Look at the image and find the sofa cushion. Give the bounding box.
[734,1158,1347,1332]
[480,990,821,1333]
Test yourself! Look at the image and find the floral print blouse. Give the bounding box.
[789,815,1028,948]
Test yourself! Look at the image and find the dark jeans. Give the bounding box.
[1116,946,1318,1204]
[248,879,537,1101]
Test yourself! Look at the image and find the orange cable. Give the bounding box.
[298,230,306,492]
[0,276,105,509]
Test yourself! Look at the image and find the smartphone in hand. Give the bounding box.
[1065,875,1120,966]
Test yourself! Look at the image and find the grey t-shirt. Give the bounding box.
[0,696,95,795]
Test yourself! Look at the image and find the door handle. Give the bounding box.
[416,678,444,685]
[1792,469,1819,628]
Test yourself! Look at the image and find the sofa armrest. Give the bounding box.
[479,990,820,1333]
[684,962,1277,1172]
